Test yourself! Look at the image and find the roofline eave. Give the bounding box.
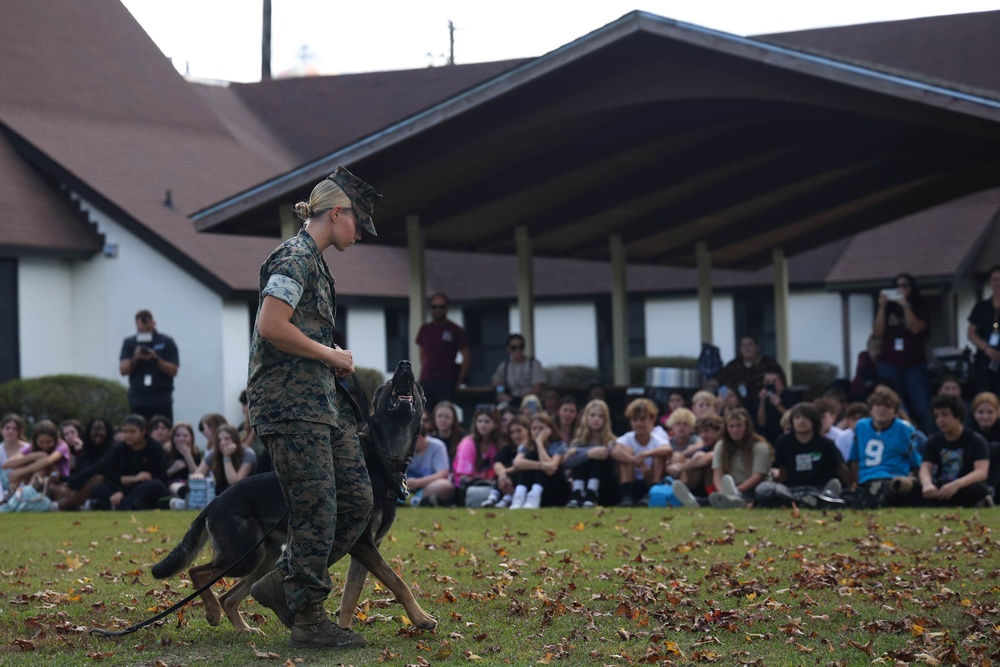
[193,10,1000,232]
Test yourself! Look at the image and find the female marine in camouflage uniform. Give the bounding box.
[246,166,380,650]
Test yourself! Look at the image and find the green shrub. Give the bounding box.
[0,374,129,428]
[352,367,387,407]
[545,365,602,387]
[629,356,698,386]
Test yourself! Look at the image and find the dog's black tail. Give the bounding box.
[150,509,209,579]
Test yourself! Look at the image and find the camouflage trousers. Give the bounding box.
[258,405,373,611]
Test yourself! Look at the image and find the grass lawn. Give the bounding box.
[0,505,997,666]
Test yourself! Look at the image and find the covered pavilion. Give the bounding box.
[194,11,1000,384]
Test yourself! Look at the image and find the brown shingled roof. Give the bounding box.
[825,188,1000,286]
[758,10,1000,97]
[231,60,530,163]
[0,0,536,295]
[2,1,993,300]
[0,132,102,257]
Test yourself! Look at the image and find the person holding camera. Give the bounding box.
[752,367,791,447]
[119,309,179,421]
[873,273,931,430]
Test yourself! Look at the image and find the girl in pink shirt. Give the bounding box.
[452,405,499,490]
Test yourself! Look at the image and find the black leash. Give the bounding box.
[346,373,409,501]
[88,508,289,638]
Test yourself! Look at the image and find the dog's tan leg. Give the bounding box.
[218,570,266,635]
[337,557,370,628]
[188,564,224,626]
[349,541,437,630]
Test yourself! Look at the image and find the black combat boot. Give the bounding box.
[250,569,294,628]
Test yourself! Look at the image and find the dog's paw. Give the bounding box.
[411,612,437,630]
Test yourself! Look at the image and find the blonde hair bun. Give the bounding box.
[293,201,312,221]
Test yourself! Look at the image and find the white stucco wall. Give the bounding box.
[220,301,252,425]
[17,196,246,433]
[787,291,845,375]
[346,306,388,378]
[956,290,979,352]
[644,295,735,360]
[509,302,599,368]
[847,293,875,375]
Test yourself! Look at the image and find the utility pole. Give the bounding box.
[262,0,272,80]
[448,20,455,65]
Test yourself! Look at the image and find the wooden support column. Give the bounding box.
[279,205,299,240]
[773,248,792,385]
[696,242,713,345]
[407,215,426,376]
[610,234,629,386]
[515,226,535,355]
[841,292,851,379]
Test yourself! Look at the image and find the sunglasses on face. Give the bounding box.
[508,344,524,351]
[475,403,496,414]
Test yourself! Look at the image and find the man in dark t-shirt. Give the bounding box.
[416,293,471,410]
[119,309,179,421]
[755,403,850,508]
[920,395,992,507]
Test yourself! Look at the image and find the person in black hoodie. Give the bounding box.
[69,414,168,510]
[56,418,114,510]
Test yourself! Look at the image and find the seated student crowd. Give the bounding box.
[1,407,264,512]
[398,361,997,510]
[4,362,995,513]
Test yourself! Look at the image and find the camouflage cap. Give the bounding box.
[328,165,381,237]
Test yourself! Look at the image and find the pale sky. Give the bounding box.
[121,0,999,83]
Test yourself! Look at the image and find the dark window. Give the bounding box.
[0,258,19,383]
[628,296,646,358]
[384,306,409,371]
[594,295,645,383]
[461,303,510,387]
[732,289,776,360]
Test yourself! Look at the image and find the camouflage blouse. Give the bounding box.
[247,229,340,427]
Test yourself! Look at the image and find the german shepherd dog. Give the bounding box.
[151,360,436,634]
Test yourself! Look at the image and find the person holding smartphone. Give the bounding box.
[873,273,932,430]
[119,310,179,421]
[967,264,1000,394]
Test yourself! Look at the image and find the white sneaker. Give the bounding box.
[509,487,527,509]
[721,474,740,499]
[169,498,187,511]
[523,488,543,510]
[822,478,843,498]
[671,481,699,508]
[709,491,746,509]
[480,489,501,508]
[495,495,513,509]
[80,499,92,511]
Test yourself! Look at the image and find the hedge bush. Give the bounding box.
[545,365,602,387]
[0,374,129,428]
[791,361,842,400]
[352,367,388,407]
